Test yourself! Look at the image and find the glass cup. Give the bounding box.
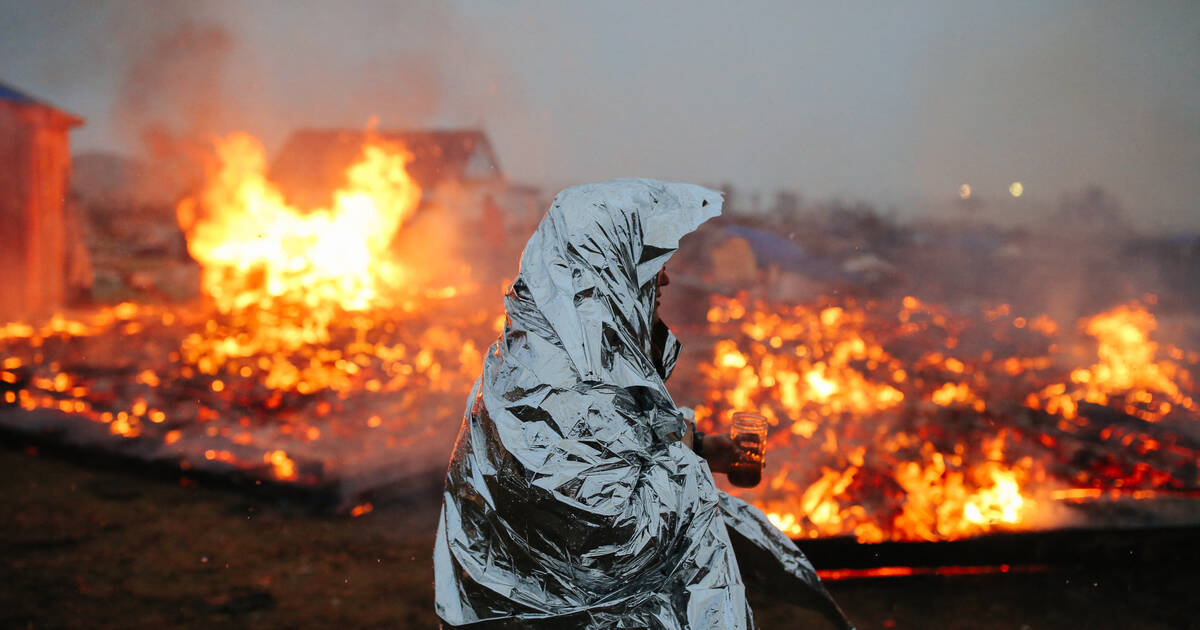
[728,412,767,488]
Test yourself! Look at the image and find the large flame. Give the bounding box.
[176,131,421,351]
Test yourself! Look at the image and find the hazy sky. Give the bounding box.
[2,1,1197,231]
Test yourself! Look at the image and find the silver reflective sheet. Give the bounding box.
[434,179,853,629]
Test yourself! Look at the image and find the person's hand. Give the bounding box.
[700,434,737,474]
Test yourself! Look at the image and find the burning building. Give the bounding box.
[0,81,90,321]
[0,127,519,512]
[271,128,540,238]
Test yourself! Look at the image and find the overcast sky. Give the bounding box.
[2,0,1197,231]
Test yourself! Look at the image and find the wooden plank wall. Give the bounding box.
[0,103,70,322]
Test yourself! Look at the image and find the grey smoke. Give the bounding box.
[1,0,1196,231]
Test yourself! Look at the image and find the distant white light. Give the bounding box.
[959,184,972,200]
[1009,182,1024,198]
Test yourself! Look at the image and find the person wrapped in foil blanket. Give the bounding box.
[434,179,853,629]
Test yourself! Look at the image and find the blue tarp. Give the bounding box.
[1164,233,1200,246]
[720,224,843,282]
[0,82,41,105]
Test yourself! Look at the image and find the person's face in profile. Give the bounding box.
[653,268,670,320]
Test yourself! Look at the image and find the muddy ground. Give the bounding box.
[1,443,1196,630]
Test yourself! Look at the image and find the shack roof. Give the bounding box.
[0,81,84,127]
[270,128,502,208]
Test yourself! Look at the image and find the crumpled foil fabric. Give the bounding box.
[434,179,853,629]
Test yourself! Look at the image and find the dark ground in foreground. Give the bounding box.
[1,443,1196,630]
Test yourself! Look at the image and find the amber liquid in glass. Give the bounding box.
[727,432,764,488]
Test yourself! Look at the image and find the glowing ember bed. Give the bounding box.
[2,292,1198,538]
[0,300,496,513]
[691,294,1200,542]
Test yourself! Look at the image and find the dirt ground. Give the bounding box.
[1,443,1196,630]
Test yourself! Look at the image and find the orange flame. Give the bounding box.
[176,130,421,352]
[1030,301,1195,422]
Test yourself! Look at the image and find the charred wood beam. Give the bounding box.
[796,525,1200,572]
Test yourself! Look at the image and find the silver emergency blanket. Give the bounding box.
[434,179,853,629]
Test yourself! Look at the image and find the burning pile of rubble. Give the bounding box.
[0,301,495,504]
[690,294,1199,541]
